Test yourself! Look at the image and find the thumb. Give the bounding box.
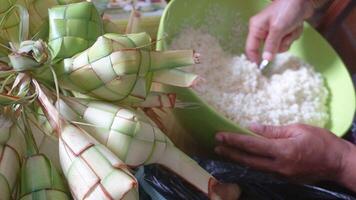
[262,27,283,61]
[249,124,287,138]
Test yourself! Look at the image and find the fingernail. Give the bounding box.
[215,134,224,142]
[262,51,273,61]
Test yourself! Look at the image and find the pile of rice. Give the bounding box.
[170,28,329,128]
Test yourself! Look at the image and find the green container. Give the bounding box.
[157,0,356,148]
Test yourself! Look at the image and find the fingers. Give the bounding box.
[262,23,303,60]
[279,33,293,53]
[248,124,289,138]
[246,17,268,63]
[215,145,276,171]
[216,133,277,157]
[262,24,284,61]
[278,25,303,53]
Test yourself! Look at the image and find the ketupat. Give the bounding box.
[58,96,241,198]
[47,2,198,105]
[34,81,139,199]
[59,124,139,200]
[0,117,26,200]
[48,1,104,61]
[54,32,199,104]
[19,155,70,200]
[18,114,71,200]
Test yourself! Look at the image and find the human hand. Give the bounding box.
[246,0,314,63]
[215,124,354,183]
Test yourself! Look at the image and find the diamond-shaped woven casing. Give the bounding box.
[59,98,173,167]
[58,32,153,103]
[48,1,103,61]
[19,155,71,200]
[59,124,139,200]
[57,32,195,103]
[59,98,215,195]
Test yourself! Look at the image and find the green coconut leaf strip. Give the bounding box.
[152,69,198,87]
[18,0,57,39]
[0,38,10,57]
[0,73,35,105]
[15,78,31,100]
[20,113,39,156]
[128,92,176,108]
[125,9,141,34]
[26,111,56,139]
[0,93,21,105]
[9,54,41,72]
[0,56,10,64]
[102,18,122,34]
[32,79,62,132]
[0,4,29,46]
[0,0,20,45]
[0,73,16,92]
[107,15,161,40]
[149,50,199,71]
[0,71,15,79]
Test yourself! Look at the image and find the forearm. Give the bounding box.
[338,141,356,192]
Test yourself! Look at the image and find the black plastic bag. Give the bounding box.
[141,157,355,200]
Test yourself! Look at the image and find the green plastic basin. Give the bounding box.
[157,0,356,148]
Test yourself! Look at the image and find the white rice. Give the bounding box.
[170,28,329,128]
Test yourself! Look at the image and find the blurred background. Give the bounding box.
[99,0,355,83]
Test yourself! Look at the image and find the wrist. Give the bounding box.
[301,0,316,19]
[336,141,356,191]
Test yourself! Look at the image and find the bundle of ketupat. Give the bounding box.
[0,1,241,199]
